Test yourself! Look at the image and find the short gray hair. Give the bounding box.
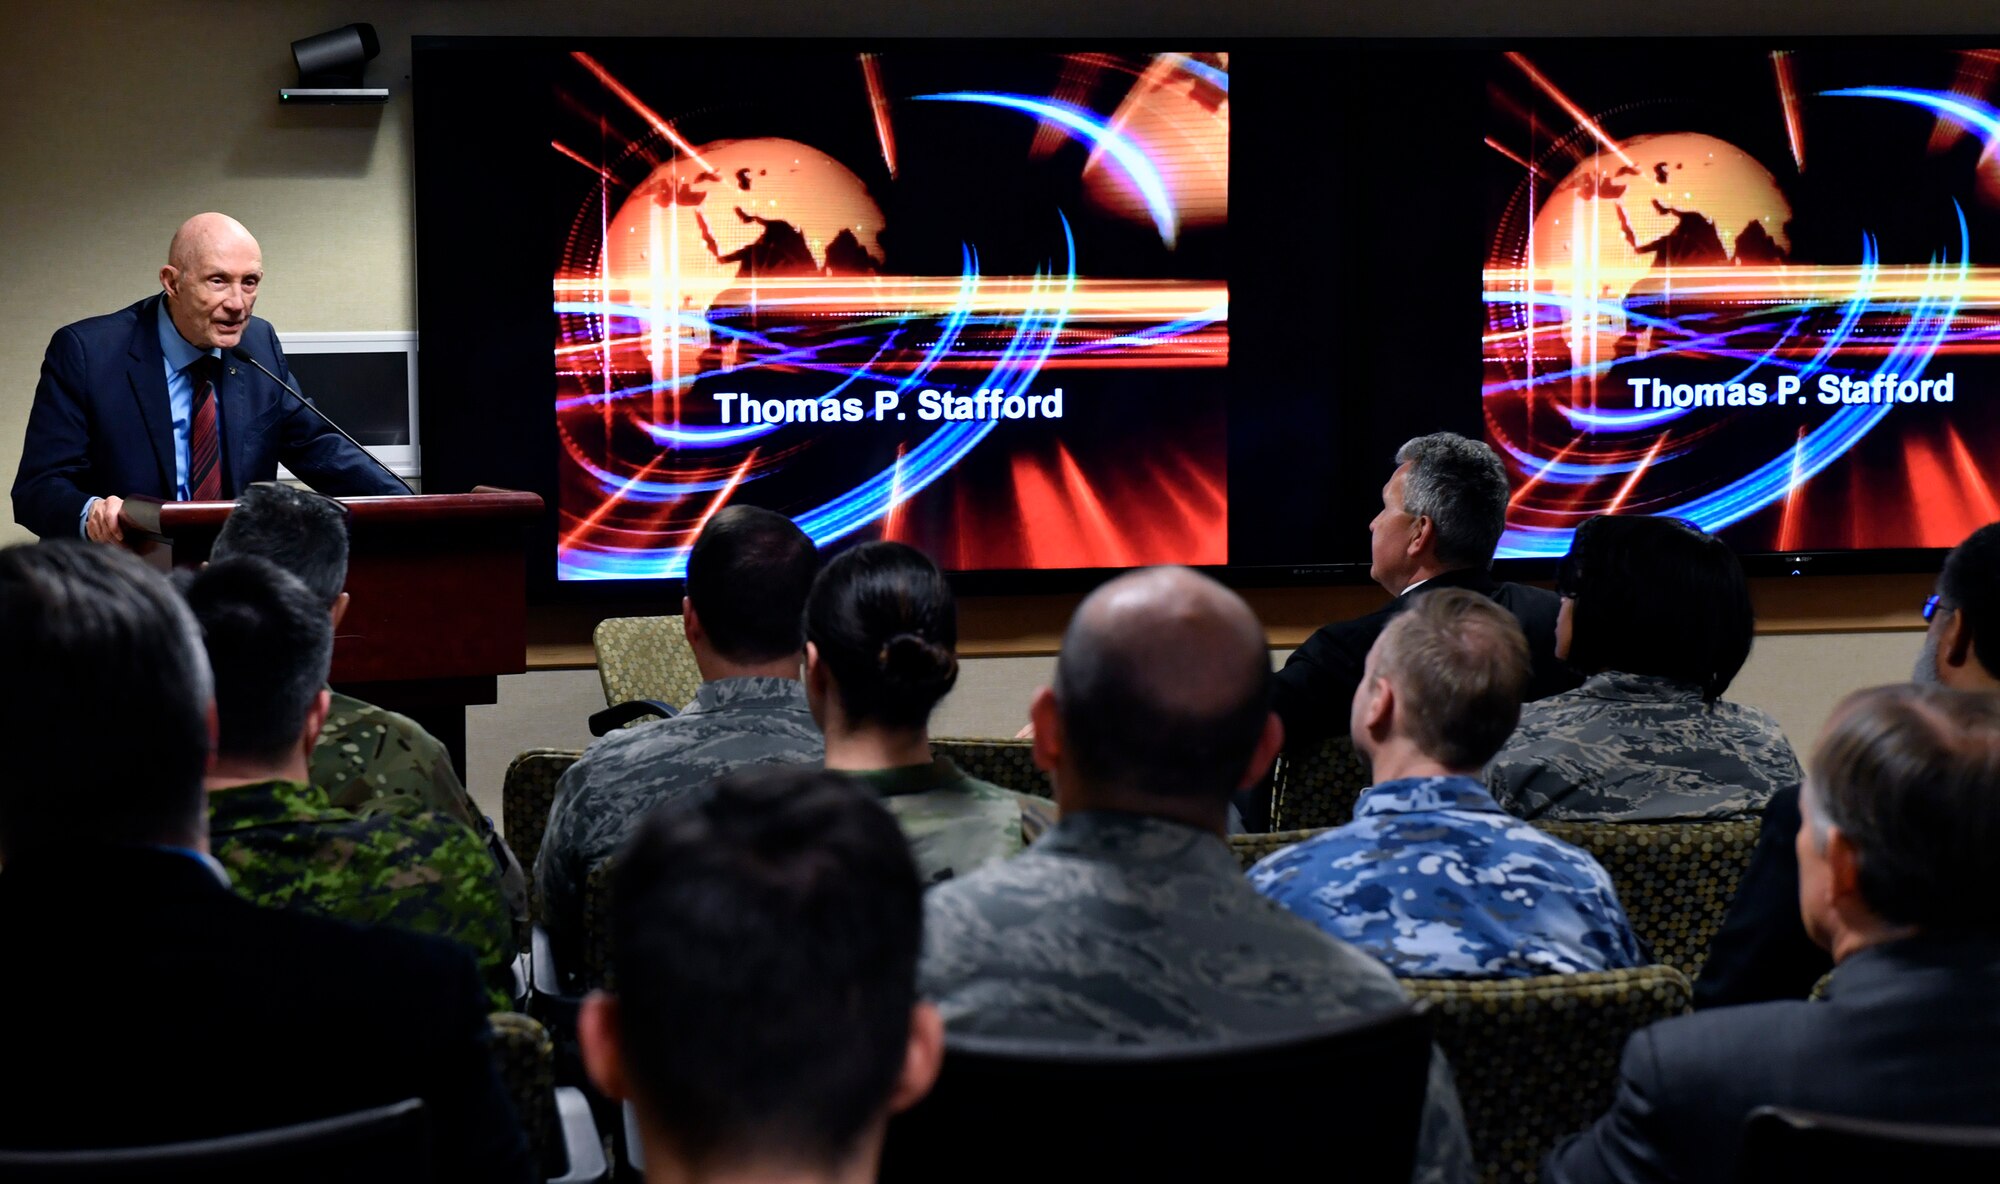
[1395,433,1510,569]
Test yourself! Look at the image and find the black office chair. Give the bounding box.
[1736,1105,2000,1182]
[880,1005,1433,1182]
[0,1098,428,1183]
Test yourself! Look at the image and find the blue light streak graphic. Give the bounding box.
[915,92,1179,248]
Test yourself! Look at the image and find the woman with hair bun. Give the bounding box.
[805,541,1053,884]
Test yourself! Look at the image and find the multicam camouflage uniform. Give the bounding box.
[533,677,823,982]
[312,690,529,930]
[1486,671,1802,822]
[847,758,1054,885]
[209,778,518,1009]
[1248,776,1646,978]
[921,810,1475,1184]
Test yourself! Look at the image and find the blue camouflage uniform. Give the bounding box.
[1249,776,1646,979]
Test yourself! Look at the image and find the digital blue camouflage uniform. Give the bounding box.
[534,676,823,984]
[209,778,518,1009]
[1248,776,1646,978]
[921,810,1474,1184]
[1486,671,1802,821]
[312,690,529,934]
[846,758,1054,885]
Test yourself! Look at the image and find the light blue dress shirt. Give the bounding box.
[77,308,221,536]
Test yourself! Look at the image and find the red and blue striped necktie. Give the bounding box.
[187,355,222,501]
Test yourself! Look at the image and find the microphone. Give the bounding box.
[228,346,415,495]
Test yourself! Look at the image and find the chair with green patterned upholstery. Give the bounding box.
[487,1010,609,1182]
[503,748,583,887]
[589,615,706,734]
[1534,819,1761,980]
[1228,827,1331,871]
[1271,734,1372,830]
[1405,965,1693,1184]
[930,737,1051,799]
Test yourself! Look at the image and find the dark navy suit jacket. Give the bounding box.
[1545,932,2000,1184]
[11,295,404,539]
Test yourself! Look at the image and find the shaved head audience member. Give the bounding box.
[1699,519,2000,1006]
[1251,589,1643,978]
[1547,684,2000,1183]
[0,541,529,1179]
[536,504,824,987]
[919,565,1473,1184]
[580,766,940,1184]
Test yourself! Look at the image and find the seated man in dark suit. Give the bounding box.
[1546,683,2000,1184]
[0,540,530,1182]
[1273,432,1577,770]
[1697,521,2000,1008]
[579,766,942,1184]
[10,212,402,542]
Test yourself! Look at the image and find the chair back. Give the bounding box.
[502,748,583,884]
[488,1012,561,1178]
[929,737,1050,798]
[1405,965,1691,1184]
[1271,734,1371,830]
[0,1099,428,1183]
[1534,819,1760,978]
[593,615,703,710]
[1736,1106,2000,1183]
[1228,827,1331,871]
[881,1005,1432,1182]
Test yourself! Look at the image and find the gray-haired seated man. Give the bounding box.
[1547,683,2000,1184]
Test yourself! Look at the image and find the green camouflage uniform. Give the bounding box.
[1486,671,1803,822]
[534,677,824,984]
[312,690,530,931]
[920,810,1474,1184]
[848,758,1054,885]
[210,778,518,1009]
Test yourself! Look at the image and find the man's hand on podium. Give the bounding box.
[86,495,126,543]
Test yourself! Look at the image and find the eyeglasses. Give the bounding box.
[1923,594,1948,622]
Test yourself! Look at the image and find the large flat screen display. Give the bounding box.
[1483,44,2000,560]
[549,47,1230,580]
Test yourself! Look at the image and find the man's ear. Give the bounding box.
[1407,515,1435,559]
[329,591,351,632]
[682,597,703,647]
[300,689,333,759]
[578,991,631,1102]
[1028,687,1062,774]
[159,265,178,298]
[1362,675,1396,741]
[1940,609,1976,675]
[1237,710,1285,791]
[1825,826,1865,908]
[886,1002,945,1116]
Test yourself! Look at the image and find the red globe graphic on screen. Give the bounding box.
[1530,133,1794,359]
[600,137,887,357]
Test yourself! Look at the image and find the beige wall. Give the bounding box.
[466,631,1919,823]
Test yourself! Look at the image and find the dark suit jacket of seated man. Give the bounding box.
[1274,433,1578,755]
[11,293,403,540]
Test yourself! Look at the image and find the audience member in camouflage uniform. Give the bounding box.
[186,557,518,1008]
[211,481,529,923]
[1252,591,1643,978]
[1700,522,2000,1008]
[807,541,1051,883]
[1487,515,1800,822]
[535,507,824,986]
[921,567,1474,1184]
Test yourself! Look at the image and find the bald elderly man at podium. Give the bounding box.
[11,212,405,542]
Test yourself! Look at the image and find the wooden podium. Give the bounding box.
[121,488,544,774]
